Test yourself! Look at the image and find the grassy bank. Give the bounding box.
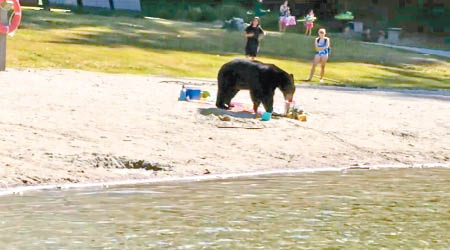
[6,10,450,89]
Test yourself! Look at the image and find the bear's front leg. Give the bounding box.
[216,101,228,110]
[250,92,261,118]
[262,95,274,113]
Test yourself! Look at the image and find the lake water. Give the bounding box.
[0,168,449,249]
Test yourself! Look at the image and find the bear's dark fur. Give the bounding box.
[216,59,295,114]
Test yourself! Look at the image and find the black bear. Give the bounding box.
[216,59,295,115]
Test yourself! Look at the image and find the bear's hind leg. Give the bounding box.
[217,87,238,109]
[216,97,227,109]
[216,81,227,109]
[216,72,237,109]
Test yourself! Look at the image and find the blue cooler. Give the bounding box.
[186,86,201,100]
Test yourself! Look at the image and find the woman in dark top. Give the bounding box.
[244,17,266,60]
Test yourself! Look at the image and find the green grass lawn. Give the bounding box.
[6,9,450,89]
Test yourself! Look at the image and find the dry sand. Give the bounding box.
[1,68,449,190]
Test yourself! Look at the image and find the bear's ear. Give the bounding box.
[290,73,294,79]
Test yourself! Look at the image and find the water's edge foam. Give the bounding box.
[1,163,449,196]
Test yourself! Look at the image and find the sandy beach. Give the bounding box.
[1,68,449,190]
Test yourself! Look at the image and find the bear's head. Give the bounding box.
[281,73,296,102]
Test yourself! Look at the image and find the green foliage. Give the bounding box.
[216,4,247,21]
[173,9,188,20]
[139,0,247,22]
[186,7,203,22]
[397,6,450,32]
[71,7,142,17]
[259,12,279,30]
[200,4,218,21]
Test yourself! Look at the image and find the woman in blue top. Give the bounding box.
[306,28,330,83]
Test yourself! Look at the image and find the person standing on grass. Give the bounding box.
[306,28,330,83]
[244,17,266,60]
[279,1,289,32]
[304,10,315,36]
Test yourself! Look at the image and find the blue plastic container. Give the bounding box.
[261,112,272,121]
[186,86,201,100]
[179,86,187,101]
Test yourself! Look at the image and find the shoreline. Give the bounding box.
[1,162,449,196]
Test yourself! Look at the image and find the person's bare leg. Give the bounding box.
[279,21,283,32]
[319,64,325,82]
[319,56,328,82]
[308,64,316,81]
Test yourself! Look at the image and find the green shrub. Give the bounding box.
[173,9,188,20]
[260,12,279,31]
[155,8,173,19]
[71,7,142,17]
[187,7,203,21]
[200,4,217,21]
[129,0,250,23]
[217,4,247,21]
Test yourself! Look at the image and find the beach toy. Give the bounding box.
[185,86,202,100]
[285,103,305,121]
[261,112,272,121]
[201,90,211,99]
[297,17,317,22]
[297,115,307,122]
[179,85,187,101]
[218,115,231,121]
[284,100,296,115]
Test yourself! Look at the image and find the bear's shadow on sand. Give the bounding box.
[198,108,255,119]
